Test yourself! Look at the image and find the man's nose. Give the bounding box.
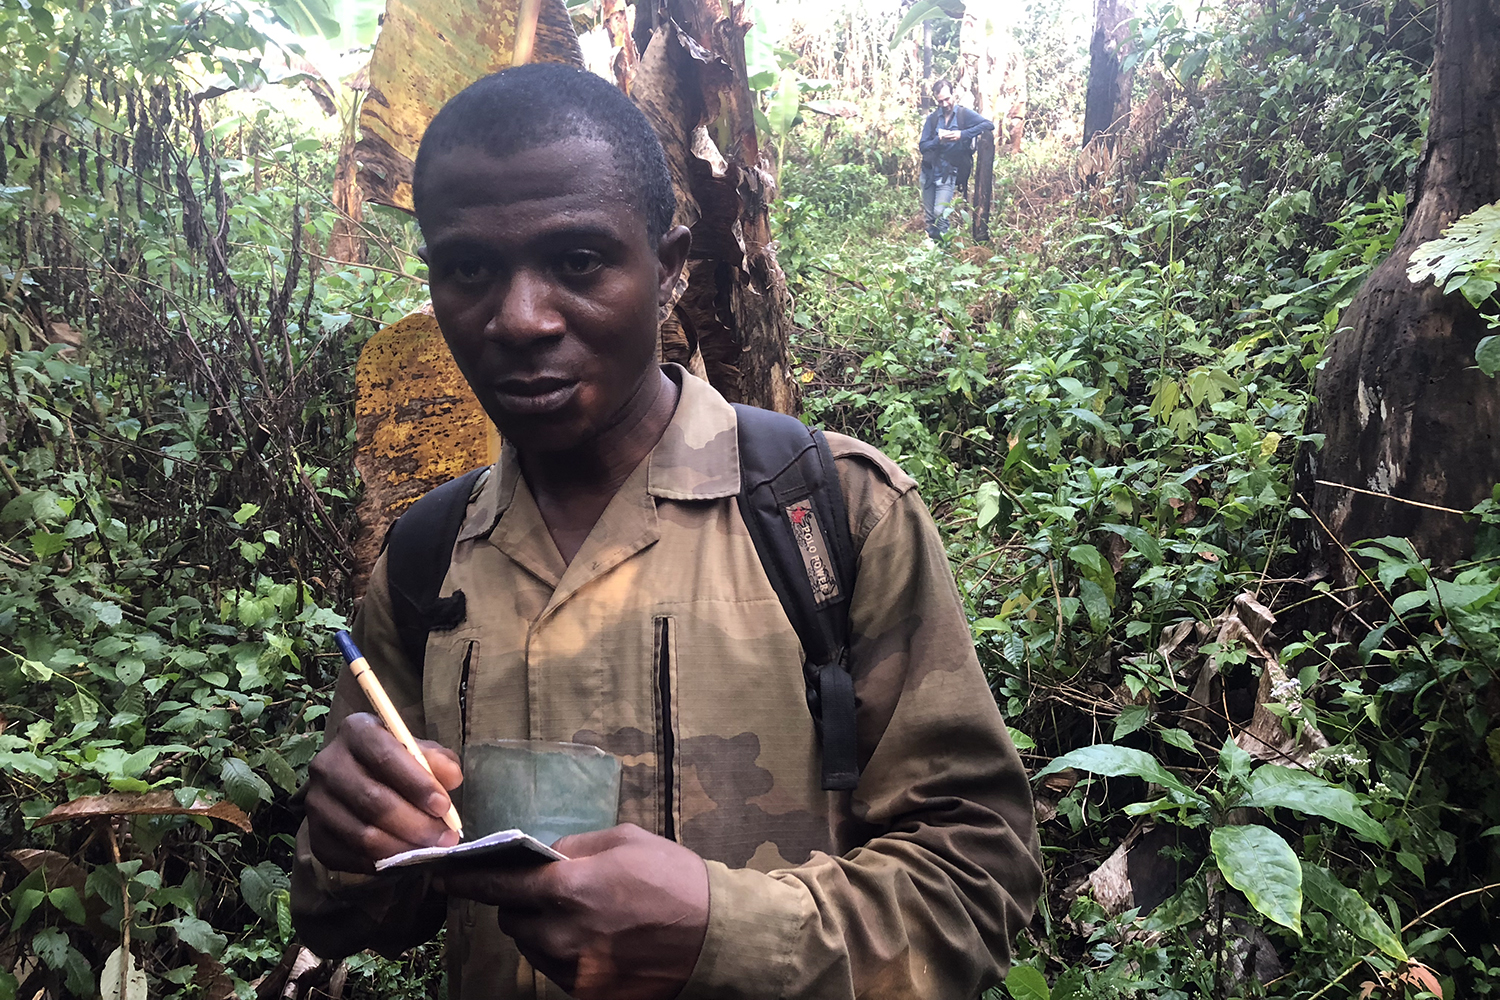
[484,269,565,345]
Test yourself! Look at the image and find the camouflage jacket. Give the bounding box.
[291,366,1042,999]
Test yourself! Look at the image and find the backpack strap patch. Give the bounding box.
[733,404,860,791]
[382,466,489,670]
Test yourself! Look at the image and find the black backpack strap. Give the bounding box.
[732,404,860,791]
[381,466,489,669]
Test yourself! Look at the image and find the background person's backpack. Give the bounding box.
[380,404,861,792]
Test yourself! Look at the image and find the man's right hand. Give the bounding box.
[304,712,463,874]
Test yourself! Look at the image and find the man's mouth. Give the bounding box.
[493,376,580,415]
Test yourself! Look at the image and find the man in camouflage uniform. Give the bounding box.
[292,64,1041,1000]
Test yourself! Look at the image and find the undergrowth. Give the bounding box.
[782,1,1498,996]
[0,0,1495,999]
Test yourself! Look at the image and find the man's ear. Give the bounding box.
[656,225,692,305]
[416,244,430,264]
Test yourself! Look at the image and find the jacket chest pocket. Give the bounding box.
[653,615,678,842]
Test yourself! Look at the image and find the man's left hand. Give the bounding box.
[938,128,961,141]
[435,824,709,1000]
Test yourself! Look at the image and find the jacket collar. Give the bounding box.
[456,364,739,544]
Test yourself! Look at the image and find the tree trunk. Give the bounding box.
[1083,0,1132,147]
[1298,0,1500,590]
[632,0,799,413]
[971,129,993,243]
[327,123,366,265]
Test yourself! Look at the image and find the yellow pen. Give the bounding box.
[334,629,464,838]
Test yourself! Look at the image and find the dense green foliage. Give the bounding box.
[0,3,437,997]
[781,1,1498,996]
[0,0,1496,998]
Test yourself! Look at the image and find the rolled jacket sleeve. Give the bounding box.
[289,555,448,961]
[958,108,996,142]
[678,486,1043,999]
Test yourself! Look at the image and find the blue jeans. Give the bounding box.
[922,173,957,239]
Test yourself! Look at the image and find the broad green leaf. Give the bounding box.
[1408,201,1500,287]
[1101,523,1164,565]
[92,601,124,627]
[31,926,70,969]
[1477,335,1500,378]
[1300,863,1406,961]
[220,757,272,812]
[1079,578,1112,631]
[976,480,1000,528]
[1141,873,1208,932]
[240,862,291,921]
[17,657,53,682]
[1160,727,1196,752]
[1113,704,1150,740]
[1004,964,1050,1000]
[1431,578,1500,610]
[1220,737,1254,786]
[47,887,86,925]
[889,0,963,48]
[10,887,44,931]
[766,69,802,139]
[274,887,294,940]
[1237,765,1389,845]
[266,0,342,39]
[116,656,146,686]
[1068,543,1106,577]
[1392,589,1430,615]
[261,748,300,793]
[29,530,66,559]
[168,915,228,958]
[1211,825,1302,934]
[1034,744,1199,801]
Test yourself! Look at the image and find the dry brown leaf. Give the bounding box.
[35,791,252,832]
[194,954,237,1000]
[1399,961,1445,998]
[1085,839,1135,915]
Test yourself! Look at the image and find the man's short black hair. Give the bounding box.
[932,79,954,97]
[412,63,676,246]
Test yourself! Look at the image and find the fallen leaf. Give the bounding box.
[36,791,252,832]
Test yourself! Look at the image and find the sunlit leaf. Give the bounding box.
[889,0,964,49]
[1236,765,1389,846]
[1211,825,1301,934]
[1004,965,1050,1000]
[1301,863,1406,961]
[1034,744,1199,801]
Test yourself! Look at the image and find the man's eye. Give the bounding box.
[559,251,602,276]
[448,259,491,284]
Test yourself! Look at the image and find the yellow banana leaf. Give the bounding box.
[355,0,583,210]
[351,308,500,591]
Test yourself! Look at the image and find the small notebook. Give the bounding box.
[374,829,567,871]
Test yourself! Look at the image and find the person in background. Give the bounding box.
[918,78,995,240]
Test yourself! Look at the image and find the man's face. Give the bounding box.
[935,87,954,112]
[418,139,687,455]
